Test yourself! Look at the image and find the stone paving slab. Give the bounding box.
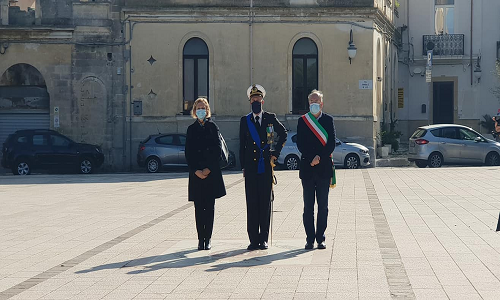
[0,167,499,299]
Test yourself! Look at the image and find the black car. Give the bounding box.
[1,129,104,175]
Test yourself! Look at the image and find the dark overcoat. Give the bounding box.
[296,113,336,180]
[185,119,226,201]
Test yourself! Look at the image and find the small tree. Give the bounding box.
[480,114,495,133]
[493,61,500,105]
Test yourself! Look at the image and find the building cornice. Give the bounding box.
[0,27,74,41]
[373,10,396,43]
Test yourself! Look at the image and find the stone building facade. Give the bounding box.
[0,0,126,169]
[0,0,398,171]
[396,0,500,140]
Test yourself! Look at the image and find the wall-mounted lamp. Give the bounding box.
[347,29,357,64]
[497,41,500,61]
[474,55,482,83]
[0,43,9,55]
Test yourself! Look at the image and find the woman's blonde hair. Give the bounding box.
[191,98,212,119]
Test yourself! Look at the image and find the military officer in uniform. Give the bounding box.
[239,84,287,250]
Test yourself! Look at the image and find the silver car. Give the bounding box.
[277,131,371,170]
[137,133,236,173]
[137,134,188,172]
[408,124,500,168]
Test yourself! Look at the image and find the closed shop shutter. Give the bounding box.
[0,113,50,146]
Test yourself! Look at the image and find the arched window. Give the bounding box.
[183,38,209,114]
[292,38,318,114]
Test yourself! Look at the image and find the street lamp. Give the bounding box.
[474,55,482,83]
[348,29,357,64]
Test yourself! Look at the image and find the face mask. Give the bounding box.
[196,109,207,120]
[310,103,321,115]
[251,101,262,114]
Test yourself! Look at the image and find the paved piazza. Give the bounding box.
[1,167,500,300]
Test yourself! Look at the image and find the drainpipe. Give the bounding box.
[249,0,253,84]
[122,17,130,171]
[470,0,473,86]
[129,20,133,171]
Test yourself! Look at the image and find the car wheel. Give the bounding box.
[428,152,443,168]
[344,154,360,169]
[80,158,94,174]
[284,155,299,170]
[13,159,31,175]
[146,157,161,173]
[485,152,500,166]
[415,160,428,168]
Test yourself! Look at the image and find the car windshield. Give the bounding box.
[4,134,13,145]
[459,128,484,141]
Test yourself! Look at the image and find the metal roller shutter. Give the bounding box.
[0,113,50,146]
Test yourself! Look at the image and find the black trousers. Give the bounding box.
[302,175,330,244]
[194,198,215,242]
[245,173,272,245]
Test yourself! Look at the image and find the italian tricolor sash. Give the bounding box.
[302,112,328,146]
[301,112,336,189]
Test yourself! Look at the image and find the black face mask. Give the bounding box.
[251,101,262,114]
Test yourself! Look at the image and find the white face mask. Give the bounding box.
[310,103,321,115]
[196,109,207,120]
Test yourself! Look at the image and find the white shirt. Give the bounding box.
[252,111,263,126]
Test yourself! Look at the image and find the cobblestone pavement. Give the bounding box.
[0,167,499,299]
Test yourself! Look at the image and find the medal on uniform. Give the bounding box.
[266,124,275,152]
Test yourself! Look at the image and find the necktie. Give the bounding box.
[255,116,260,129]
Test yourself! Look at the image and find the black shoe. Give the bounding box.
[317,241,327,249]
[247,243,259,251]
[198,240,205,250]
[259,241,268,250]
[305,242,314,250]
[204,239,211,250]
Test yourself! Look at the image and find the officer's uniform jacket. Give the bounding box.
[239,111,287,177]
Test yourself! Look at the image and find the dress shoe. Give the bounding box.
[204,239,212,250]
[259,241,269,250]
[305,242,314,250]
[247,243,259,251]
[317,241,327,249]
[198,240,205,250]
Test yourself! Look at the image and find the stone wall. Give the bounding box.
[124,0,375,8]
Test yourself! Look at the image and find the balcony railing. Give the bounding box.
[422,34,465,56]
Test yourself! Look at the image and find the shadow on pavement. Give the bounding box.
[75,248,246,275]
[74,247,308,275]
[206,249,308,272]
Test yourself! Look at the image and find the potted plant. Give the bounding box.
[381,130,403,153]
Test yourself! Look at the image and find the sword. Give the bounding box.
[270,158,276,247]
[267,123,277,247]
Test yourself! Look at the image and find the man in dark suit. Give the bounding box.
[296,90,336,250]
[239,84,287,250]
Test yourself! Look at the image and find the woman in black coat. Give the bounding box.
[185,98,226,250]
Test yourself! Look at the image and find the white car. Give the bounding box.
[277,131,371,170]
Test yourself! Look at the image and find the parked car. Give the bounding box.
[408,124,500,168]
[277,131,371,170]
[1,129,104,175]
[137,133,235,173]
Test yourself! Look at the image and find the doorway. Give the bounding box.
[433,81,454,124]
